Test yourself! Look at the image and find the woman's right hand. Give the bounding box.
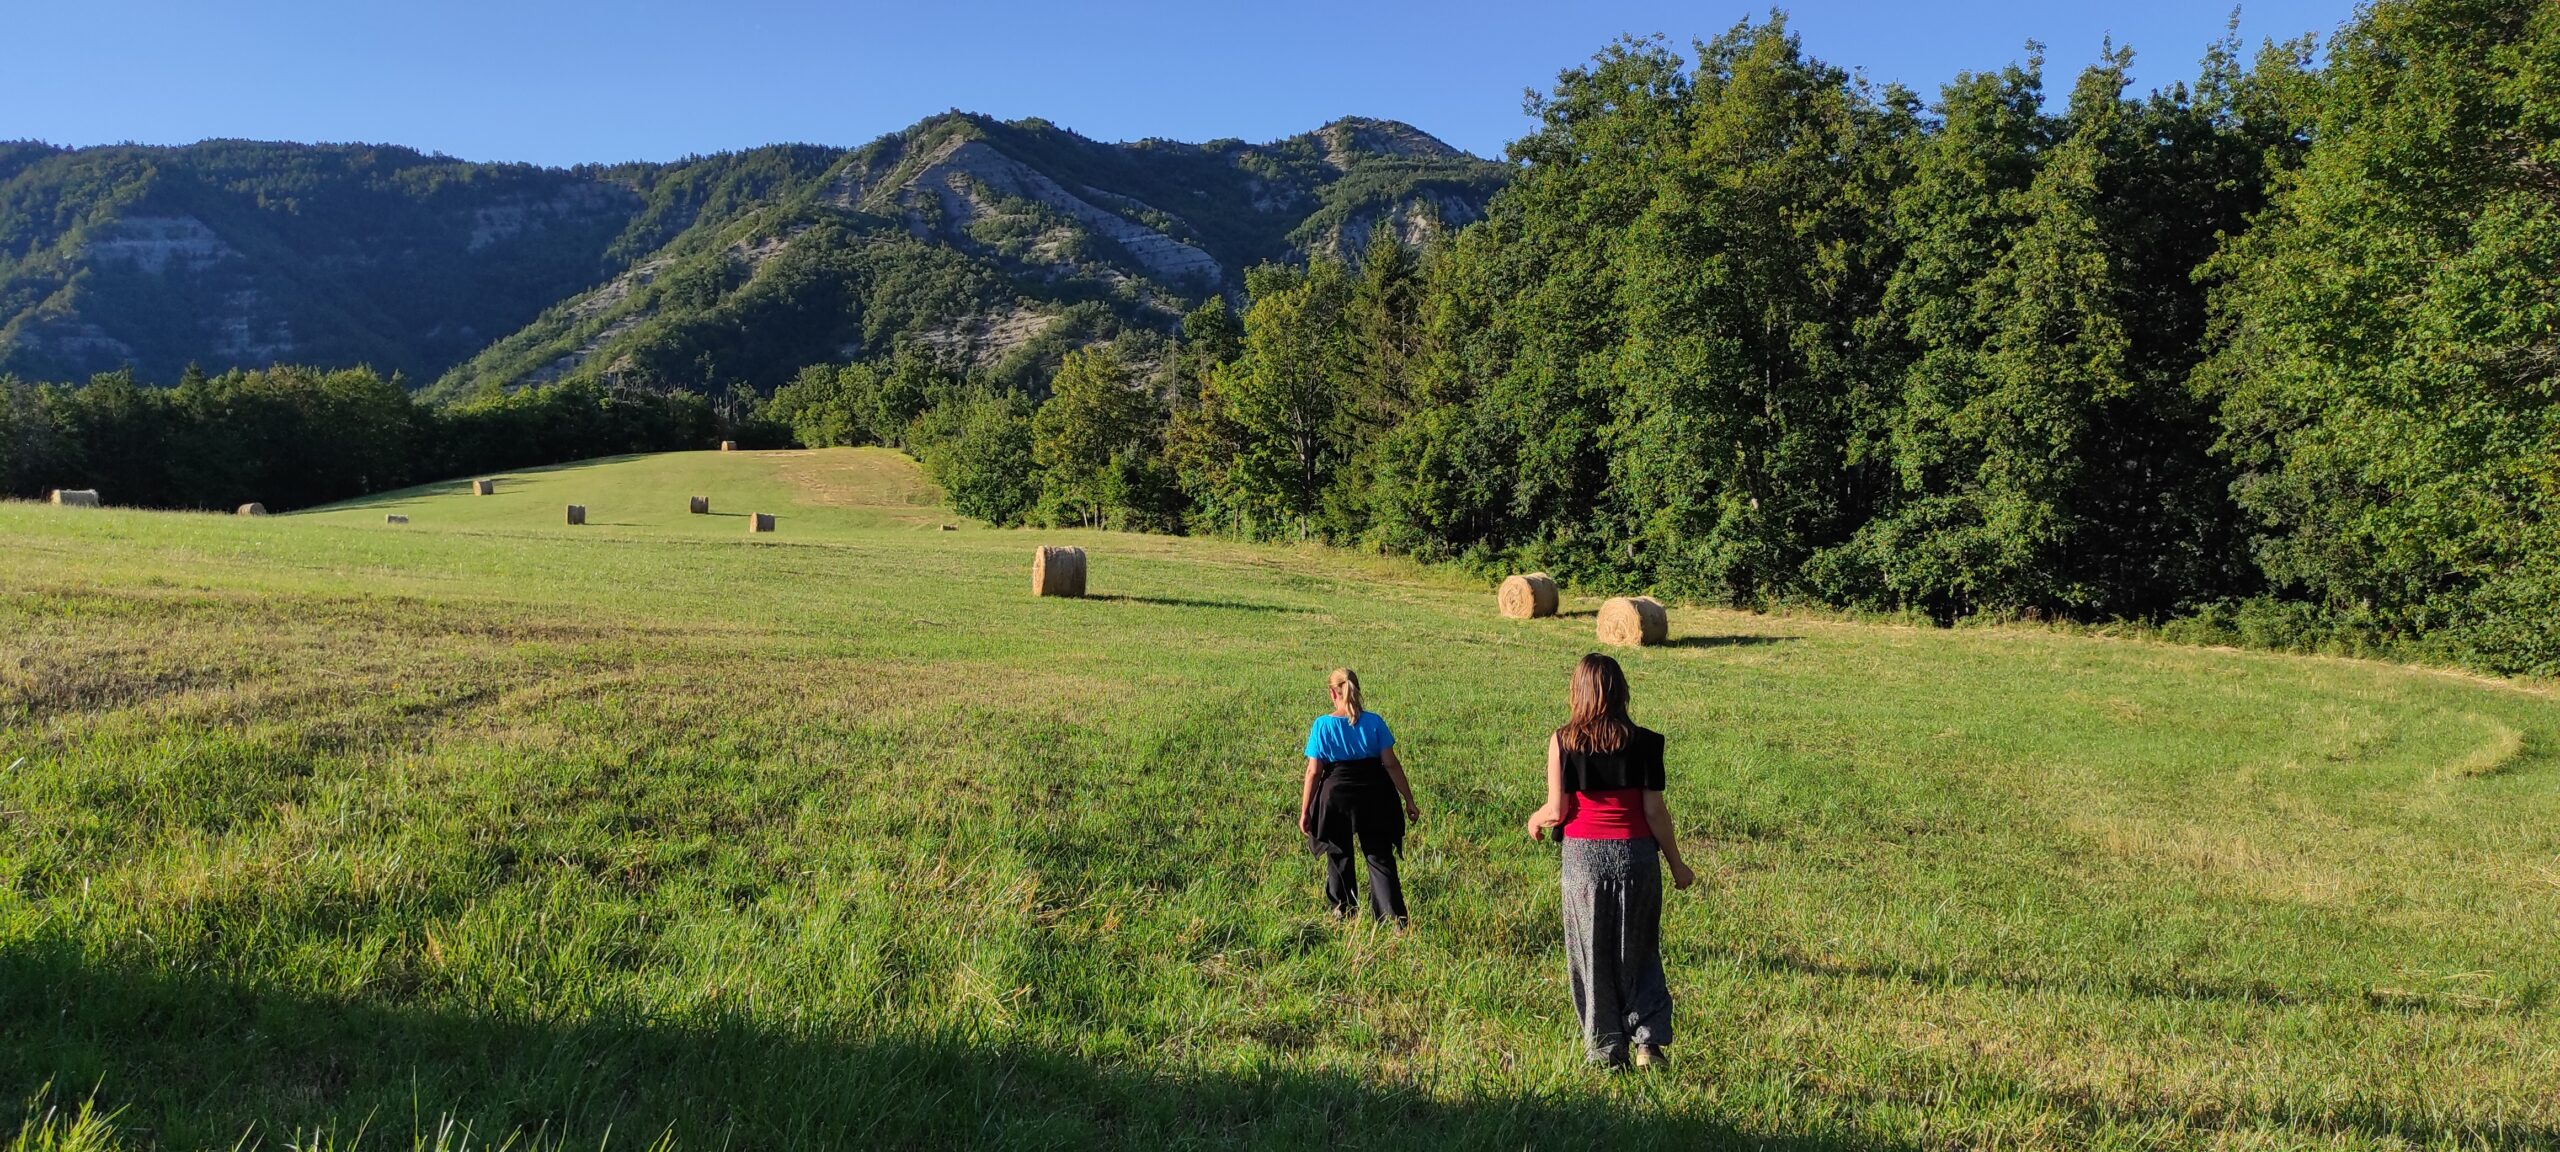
[1524,805,1559,840]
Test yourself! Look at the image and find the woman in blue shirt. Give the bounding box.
[1298,668,1421,924]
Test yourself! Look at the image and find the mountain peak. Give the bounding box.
[1298,117,1471,162]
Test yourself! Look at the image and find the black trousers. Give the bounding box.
[1324,827,1407,923]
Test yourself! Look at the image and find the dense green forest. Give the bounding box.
[0,365,740,513]
[5,0,2554,676]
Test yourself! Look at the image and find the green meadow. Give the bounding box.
[3,448,2556,1150]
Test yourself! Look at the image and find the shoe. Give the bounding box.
[1631,1044,1667,1069]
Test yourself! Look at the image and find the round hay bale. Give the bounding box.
[384,514,409,525]
[688,496,710,515]
[747,512,776,533]
[472,479,496,496]
[719,440,738,452]
[1032,545,1087,598]
[1498,572,1559,619]
[939,524,957,532]
[1596,596,1668,647]
[235,502,267,516]
[565,504,586,526]
[47,488,99,507]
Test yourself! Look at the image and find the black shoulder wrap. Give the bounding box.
[1559,727,1666,792]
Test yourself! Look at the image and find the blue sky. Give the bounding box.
[7,1,2354,166]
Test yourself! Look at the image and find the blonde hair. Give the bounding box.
[1328,668,1364,719]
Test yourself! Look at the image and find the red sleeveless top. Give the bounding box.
[1557,726,1666,841]
[1561,788,1649,839]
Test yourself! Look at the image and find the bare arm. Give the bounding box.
[1525,733,1572,838]
[1381,747,1420,819]
[1299,756,1322,834]
[1642,790,1696,890]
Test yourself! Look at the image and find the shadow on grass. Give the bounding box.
[1740,945,2549,1017]
[1744,946,2317,1008]
[0,941,1877,1151]
[1660,635,1794,649]
[1089,594,1309,615]
[1733,946,2555,1146]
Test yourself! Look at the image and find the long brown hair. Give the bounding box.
[1558,653,1631,754]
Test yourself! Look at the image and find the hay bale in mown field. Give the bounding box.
[565,504,586,526]
[939,524,956,531]
[1597,596,1667,647]
[236,503,266,516]
[1032,546,1087,598]
[689,496,710,515]
[1498,572,1559,619]
[47,489,99,507]
[719,441,737,452]
[748,513,775,533]
[472,479,495,496]
[385,514,409,525]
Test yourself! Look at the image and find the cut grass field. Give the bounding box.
[4,448,2558,1150]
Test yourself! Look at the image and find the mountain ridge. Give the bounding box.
[0,115,1507,395]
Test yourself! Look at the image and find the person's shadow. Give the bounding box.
[0,940,1895,1150]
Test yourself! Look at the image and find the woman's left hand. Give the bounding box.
[1403,799,1422,821]
[1668,859,1697,891]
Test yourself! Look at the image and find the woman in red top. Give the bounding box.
[1525,653,1696,1068]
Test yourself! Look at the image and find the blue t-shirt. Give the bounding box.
[1305,711,1395,762]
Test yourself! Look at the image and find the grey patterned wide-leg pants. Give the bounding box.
[1561,836,1672,1064]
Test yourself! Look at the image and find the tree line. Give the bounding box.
[0,366,741,513]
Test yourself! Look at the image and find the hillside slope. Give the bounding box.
[298,445,952,537]
[0,139,841,385]
[0,140,630,383]
[3,448,2557,1148]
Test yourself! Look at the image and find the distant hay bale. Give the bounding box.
[47,489,99,507]
[719,440,738,452]
[689,496,710,515]
[472,479,496,496]
[565,504,586,526]
[235,502,266,516]
[385,514,409,525]
[939,524,957,531]
[748,512,776,533]
[1498,572,1559,619]
[1032,545,1087,598]
[1596,596,1668,647]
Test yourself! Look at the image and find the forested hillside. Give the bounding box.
[0,118,1503,391]
[425,114,1503,402]
[0,141,643,383]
